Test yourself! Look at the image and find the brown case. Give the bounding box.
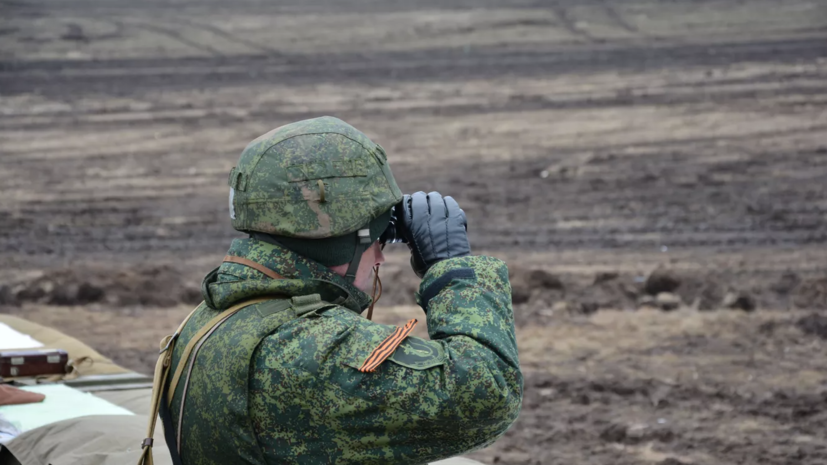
[0,349,69,378]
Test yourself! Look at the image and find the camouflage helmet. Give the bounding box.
[228,116,403,274]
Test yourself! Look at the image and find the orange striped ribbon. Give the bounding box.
[358,319,418,373]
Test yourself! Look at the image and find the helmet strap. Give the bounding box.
[366,266,382,321]
[249,232,280,246]
[344,229,372,283]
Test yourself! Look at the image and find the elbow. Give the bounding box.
[454,386,522,448]
[448,366,523,437]
[484,364,523,428]
[489,379,522,433]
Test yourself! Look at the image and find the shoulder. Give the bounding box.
[255,305,394,367]
[256,304,444,377]
[319,308,445,373]
[275,306,401,368]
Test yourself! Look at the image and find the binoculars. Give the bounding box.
[379,203,407,248]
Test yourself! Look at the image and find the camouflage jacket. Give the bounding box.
[165,238,522,465]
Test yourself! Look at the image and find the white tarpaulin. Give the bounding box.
[0,384,133,432]
[0,323,43,350]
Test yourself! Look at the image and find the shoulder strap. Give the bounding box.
[137,302,201,465]
[136,297,269,465]
[166,297,271,405]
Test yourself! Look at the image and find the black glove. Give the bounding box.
[399,191,471,278]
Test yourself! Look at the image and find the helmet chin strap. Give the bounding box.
[344,229,372,283]
[343,229,382,320]
[366,266,382,321]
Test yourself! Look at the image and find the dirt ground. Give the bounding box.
[2,0,827,463]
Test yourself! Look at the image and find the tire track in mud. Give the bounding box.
[6,80,826,133]
[4,35,826,97]
[550,3,600,43]
[2,62,823,152]
[595,0,667,42]
[87,20,126,41]
[597,0,640,35]
[172,17,281,56]
[114,19,224,57]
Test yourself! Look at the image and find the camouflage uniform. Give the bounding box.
[160,117,522,465]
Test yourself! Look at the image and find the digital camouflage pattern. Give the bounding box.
[165,238,522,465]
[228,116,403,238]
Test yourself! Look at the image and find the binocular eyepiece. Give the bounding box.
[379,203,407,247]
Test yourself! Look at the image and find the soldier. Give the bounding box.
[140,116,522,465]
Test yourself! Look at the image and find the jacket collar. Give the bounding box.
[201,237,371,314]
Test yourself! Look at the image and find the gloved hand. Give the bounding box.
[399,191,471,278]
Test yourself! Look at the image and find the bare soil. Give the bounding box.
[2,0,827,463]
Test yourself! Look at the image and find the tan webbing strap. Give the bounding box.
[137,303,201,465]
[223,255,285,280]
[138,298,270,465]
[166,297,271,406]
